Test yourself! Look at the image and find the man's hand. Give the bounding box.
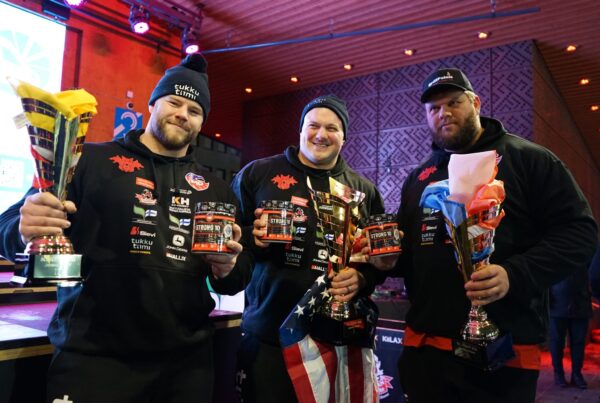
[19,192,76,244]
[328,268,365,302]
[465,264,510,306]
[359,237,401,271]
[251,207,269,248]
[203,223,243,279]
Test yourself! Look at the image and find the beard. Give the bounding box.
[152,117,196,151]
[432,110,480,152]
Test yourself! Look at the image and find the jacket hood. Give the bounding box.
[430,116,508,167]
[115,129,199,201]
[284,145,349,178]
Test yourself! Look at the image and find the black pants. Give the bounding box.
[399,346,539,403]
[46,341,214,403]
[549,316,588,375]
[236,333,298,403]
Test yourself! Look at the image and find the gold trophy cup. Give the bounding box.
[10,79,97,285]
[307,177,365,321]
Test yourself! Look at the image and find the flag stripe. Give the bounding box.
[313,340,338,403]
[282,340,317,403]
[302,336,331,402]
[348,346,365,402]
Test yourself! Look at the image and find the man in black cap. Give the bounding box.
[367,68,597,402]
[0,54,253,402]
[231,94,385,402]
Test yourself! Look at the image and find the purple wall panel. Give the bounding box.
[378,127,431,167]
[342,131,379,170]
[242,41,534,212]
[347,95,379,133]
[379,89,424,129]
[494,111,534,140]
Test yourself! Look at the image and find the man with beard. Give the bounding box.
[369,68,597,402]
[0,54,253,402]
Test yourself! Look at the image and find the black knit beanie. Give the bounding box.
[148,53,210,118]
[299,94,349,140]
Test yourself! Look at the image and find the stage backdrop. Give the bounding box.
[242,41,535,213]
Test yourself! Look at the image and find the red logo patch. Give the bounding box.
[110,155,144,172]
[185,172,210,191]
[271,174,298,190]
[417,165,437,181]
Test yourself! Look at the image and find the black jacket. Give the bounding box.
[0,130,253,356]
[395,117,597,345]
[231,146,385,345]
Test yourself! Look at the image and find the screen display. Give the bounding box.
[0,0,66,214]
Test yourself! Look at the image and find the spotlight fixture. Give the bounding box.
[63,0,87,6]
[343,64,353,71]
[129,5,150,35]
[290,76,299,83]
[182,26,200,55]
[477,31,490,39]
[591,105,599,112]
[565,44,578,52]
[580,78,590,85]
[215,132,222,138]
[244,87,253,94]
[404,49,415,56]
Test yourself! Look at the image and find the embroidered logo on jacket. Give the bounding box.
[185,172,209,191]
[417,165,437,181]
[135,189,157,205]
[110,155,144,172]
[271,174,298,190]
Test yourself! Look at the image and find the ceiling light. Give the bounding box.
[290,76,299,83]
[565,44,578,52]
[215,132,222,138]
[403,49,415,56]
[129,5,150,35]
[580,78,590,85]
[477,31,490,39]
[343,64,353,71]
[182,26,200,55]
[591,105,599,112]
[63,0,87,6]
[244,87,253,94]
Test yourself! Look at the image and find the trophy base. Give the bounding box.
[310,313,371,346]
[451,333,515,372]
[14,252,82,286]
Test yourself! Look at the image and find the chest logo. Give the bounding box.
[110,155,144,172]
[185,172,209,191]
[272,174,297,190]
[418,165,437,181]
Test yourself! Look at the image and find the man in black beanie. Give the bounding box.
[231,95,386,402]
[0,54,253,402]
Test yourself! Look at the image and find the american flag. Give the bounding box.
[279,274,379,403]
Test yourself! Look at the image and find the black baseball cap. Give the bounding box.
[420,68,474,103]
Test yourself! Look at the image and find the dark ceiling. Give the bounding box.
[150,1,599,167]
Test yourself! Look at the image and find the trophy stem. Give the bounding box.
[461,304,500,345]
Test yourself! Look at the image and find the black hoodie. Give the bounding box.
[395,117,597,345]
[231,145,385,345]
[0,130,253,357]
